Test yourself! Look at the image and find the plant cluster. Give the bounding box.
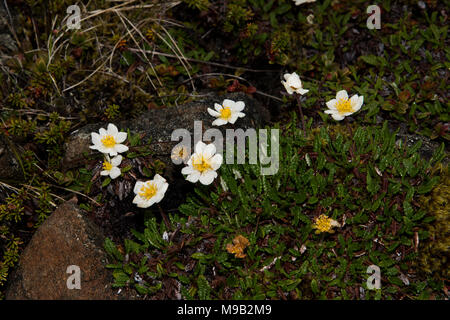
[0,0,448,300]
[104,118,447,299]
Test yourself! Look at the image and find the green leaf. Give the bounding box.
[418,176,439,194]
[102,177,111,187]
[360,55,379,66]
[104,238,124,261]
[197,275,211,300]
[311,279,319,294]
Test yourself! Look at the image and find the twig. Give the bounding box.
[259,256,281,272]
[179,72,283,102]
[48,184,101,206]
[126,47,279,73]
[158,203,172,230]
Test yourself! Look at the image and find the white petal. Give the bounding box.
[132,195,141,205]
[195,141,206,154]
[107,123,119,136]
[228,113,239,124]
[209,154,223,170]
[99,128,107,136]
[91,132,101,145]
[222,99,234,109]
[282,81,294,94]
[336,90,348,101]
[111,155,122,166]
[139,199,154,208]
[233,101,245,112]
[353,95,364,112]
[108,148,118,156]
[326,99,337,110]
[182,165,194,175]
[186,171,200,183]
[147,197,157,207]
[199,170,217,185]
[349,94,359,109]
[153,174,166,184]
[287,73,302,88]
[297,88,309,95]
[237,112,245,118]
[324,109,337,114]
[331,113,345,121]
[153,193,164,204]
[159,182,169,195]
[109,167,121,179]
[116,132,127,143]
[214,103,223,112]
[283,73,291,81]
[114,144,129,153]
[133,181,144,194]
[212,118,228,126]
[100,170,109,176]
[203,144,216,160]
[207,108,220,117]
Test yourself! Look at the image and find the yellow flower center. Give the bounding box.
[101,135,116,148]
[192,155,212,173]
[220,107,232,120]
[176,147,187,160]
[102,161,112,171]
[335,98,353,114]
[314,215,334,233]
[139,183,158,200]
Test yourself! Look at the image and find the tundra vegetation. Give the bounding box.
[0,0,448,299]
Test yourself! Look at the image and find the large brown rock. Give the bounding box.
[5,200,123,300]
[62,92,269,169]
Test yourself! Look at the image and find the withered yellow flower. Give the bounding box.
[313,214,341,234]
[226,235,250,258]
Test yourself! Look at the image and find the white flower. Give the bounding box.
[101,155,122,179]
[132,174,169,208]
[90,123,129,156]
[171,145,190,164]
[293,0,316,5]
[207,99,245,126]
[281,72,309,95]
[181,141,223,185]
[324,90,364,121]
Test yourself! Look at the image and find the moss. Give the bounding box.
[417,166,450,280]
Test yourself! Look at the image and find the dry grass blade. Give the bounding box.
[113,10,163,91]
[49,184,101,206]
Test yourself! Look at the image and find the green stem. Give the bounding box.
[295,93,307,137]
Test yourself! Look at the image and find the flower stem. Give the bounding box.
[295,93,307,137]
[158,204,171,230]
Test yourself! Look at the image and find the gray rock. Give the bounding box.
[5,199,130,300]
[395,133,446,162]
[62,92,269,169]
[387,120,448,163]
